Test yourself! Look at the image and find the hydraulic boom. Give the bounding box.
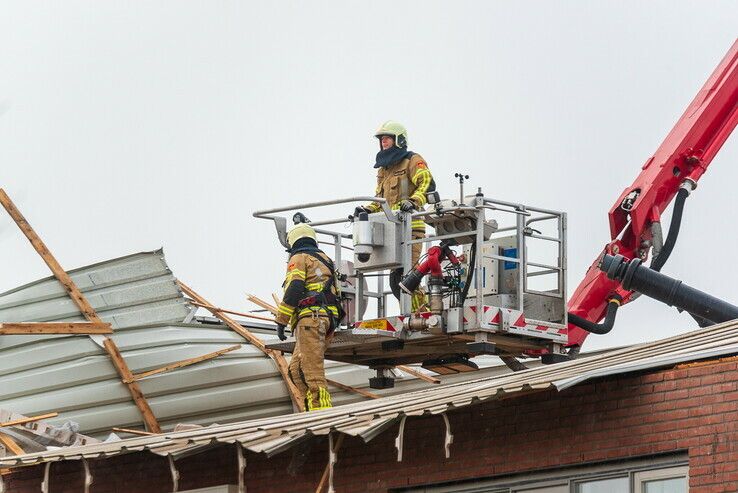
[567,39,738,347]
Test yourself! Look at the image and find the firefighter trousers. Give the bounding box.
[288,314,332,411]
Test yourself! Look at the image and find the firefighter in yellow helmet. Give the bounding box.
[275,222,343,411]
[354,121,435,311]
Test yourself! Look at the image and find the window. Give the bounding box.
[576,477,629,493]
[634,467,688,493]
[397,455,688,493]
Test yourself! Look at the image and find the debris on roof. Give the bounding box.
[2,318,738,468]
[0,249,389,436]
[0,410,98,458]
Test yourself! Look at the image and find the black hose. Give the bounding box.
[651,187,690,272]
[389,269,402,301]
[459,241,476,306]
[567,296,622,335]
[601,254,738,324]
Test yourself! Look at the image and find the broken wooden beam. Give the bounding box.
[0,322,112,335]
[0,189,104,324]
[271,292,282,307]
[0,189,162,434]
[0,434,24,456]
[326,379,379,399]
[101,340,162,432]
[130,345,242,381]
[181,282,267,352]
[397,365,441,384]
[179,281,304,411]
[245,293,278,315]
[187,300,275,322]
[102,339,162,433]
[0,412,59,429]
[112,427,157,437]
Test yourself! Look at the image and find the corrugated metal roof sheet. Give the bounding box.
[0,250,460,436]
[4,318,737,467]
[0,249,190,331]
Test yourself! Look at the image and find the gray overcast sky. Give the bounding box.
[1,2,736,352]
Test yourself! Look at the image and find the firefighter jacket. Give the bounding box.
[276,249,341,327]
[365,153,433,231]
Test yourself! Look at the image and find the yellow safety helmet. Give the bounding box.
[374,120,408,148]
[287,223,317,247]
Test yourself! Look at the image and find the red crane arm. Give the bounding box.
[567,39,738,347]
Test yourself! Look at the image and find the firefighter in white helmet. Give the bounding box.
[275,222,343,411]
[354,121,435,311]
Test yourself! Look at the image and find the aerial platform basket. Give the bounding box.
[257,187,569,386]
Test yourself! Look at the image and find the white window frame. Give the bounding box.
[572,474,631,492]
[633,466,689,493]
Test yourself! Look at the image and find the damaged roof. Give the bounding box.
[3,318,738,467]
[0,250,476,437]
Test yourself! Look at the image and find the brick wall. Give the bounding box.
[5,357,738,492]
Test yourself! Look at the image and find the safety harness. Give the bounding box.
[289,247,346,328]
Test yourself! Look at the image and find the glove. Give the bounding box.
[352,206,371,219]
[276,323,287,341]
[399,199,416,212]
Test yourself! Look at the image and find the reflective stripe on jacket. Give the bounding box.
[276,251,341,326]
[365,153,433,231]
